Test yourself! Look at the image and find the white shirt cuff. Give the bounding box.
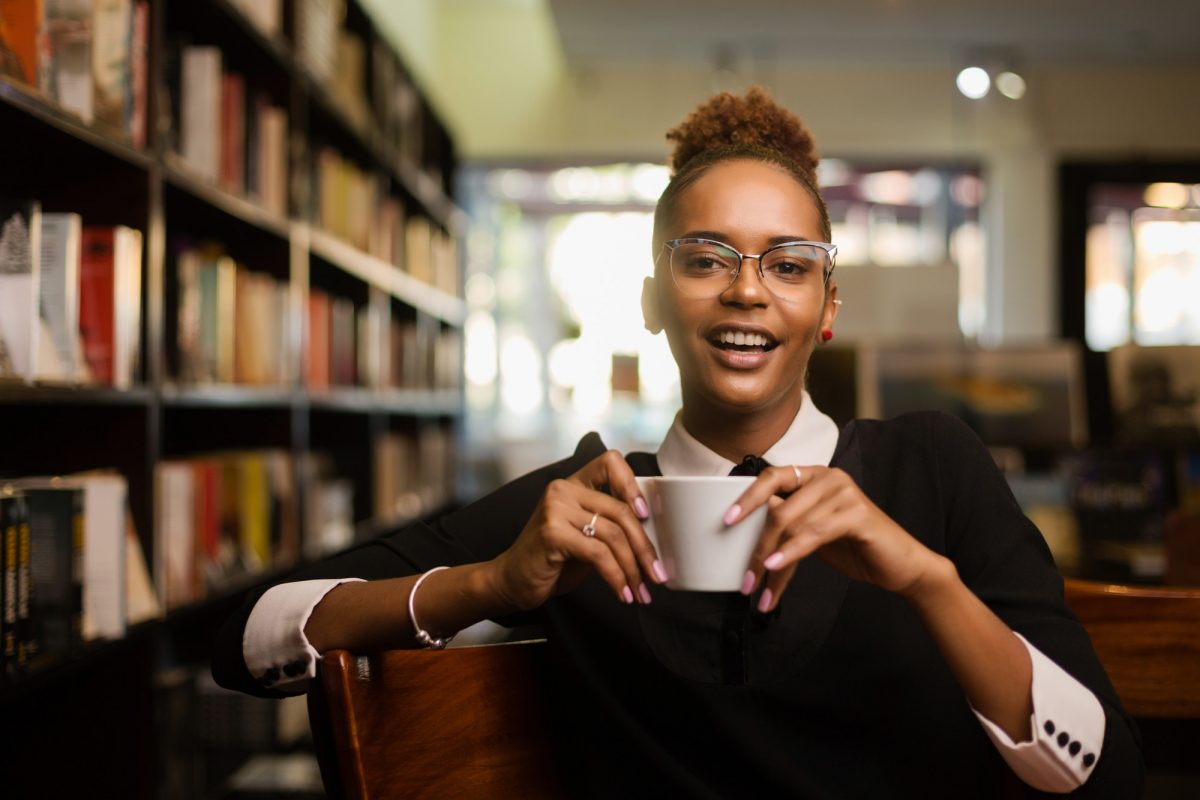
[973,632,1106,793]
[242,578,365,693]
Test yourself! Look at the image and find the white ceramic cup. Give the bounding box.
[634,476,769,591]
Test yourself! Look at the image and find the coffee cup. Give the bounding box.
[635,476,768,591]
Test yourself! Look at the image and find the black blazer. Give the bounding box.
[213,412,1143,798]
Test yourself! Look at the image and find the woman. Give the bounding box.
[214,88,1142,798]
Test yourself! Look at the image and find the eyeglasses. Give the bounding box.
[658,238,837,302]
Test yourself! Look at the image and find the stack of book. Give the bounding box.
[0,0,150,145]
[0,199,142,388]
[1,475,158,682]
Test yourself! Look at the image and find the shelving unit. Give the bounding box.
[0,1,463,797]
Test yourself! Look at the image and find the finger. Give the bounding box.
[756,560,797,614]
[550,516,637,604]
[764,504,861,575]
[740,474,842,596]
[725,465,823,527]
[571,507,650,604]
[757,502,851,613]
[571,449,651,522]
[575,482,667,585]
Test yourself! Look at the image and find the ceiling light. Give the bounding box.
[956,67,990,100]
[995,71,1027,100]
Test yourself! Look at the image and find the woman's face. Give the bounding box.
[644,159,838,414]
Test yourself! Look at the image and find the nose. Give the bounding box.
[721,255,770,305]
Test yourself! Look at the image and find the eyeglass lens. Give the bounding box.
[670,241,830,299]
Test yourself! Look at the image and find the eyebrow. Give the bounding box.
[678,230,820,245]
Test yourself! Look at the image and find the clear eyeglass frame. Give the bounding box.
[657,237,838,301]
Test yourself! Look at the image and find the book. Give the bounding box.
[1,489,34,678]
[91,0,132,134]
[125,514,159,624]
[79,224,142,387]
[41,0,94,122]
[2,492,16,677]
[306,289,330,390]
[0,198,41,381]
[22,484,85,665]
[76,473,128,641]
[156,461,196,610]
[0,0,42,86]
[36,212,83,382]
[180,45,222,183]
[129,0,147,147]
[219,71,245,195]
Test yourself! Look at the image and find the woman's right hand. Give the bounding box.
[488,450,667,611]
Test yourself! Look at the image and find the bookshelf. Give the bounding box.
[0,1,464,797]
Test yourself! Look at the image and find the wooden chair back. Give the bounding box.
[1063,578,1200,718]
[308,640,565,799]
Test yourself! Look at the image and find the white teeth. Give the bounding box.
[716,330,771,347]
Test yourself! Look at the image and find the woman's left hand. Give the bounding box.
[728,466,950,612]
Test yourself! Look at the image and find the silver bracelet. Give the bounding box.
[408,566,455,649]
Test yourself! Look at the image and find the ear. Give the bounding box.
[642,277,663,334]
[821,282,840,331]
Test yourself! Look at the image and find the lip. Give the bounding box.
[702,322,781,370]
[705,337,778,370]
[705,322,780,345]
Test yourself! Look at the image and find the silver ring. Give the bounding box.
[582,512,599,537]
[792,465,803,489]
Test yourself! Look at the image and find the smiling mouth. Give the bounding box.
[706,330,780,354]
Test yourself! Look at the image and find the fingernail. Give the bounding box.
[621,586,634,605]
[634,496,650,519]
[652,560,668,584]
[739,570,756,595]
[763,552,784,571]
[723,504,741,526]
[757,588,774,613]
[638,584,653,605]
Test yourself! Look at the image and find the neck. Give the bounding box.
[680,390,804,464]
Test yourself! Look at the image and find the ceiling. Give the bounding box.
[547,0,1200,66]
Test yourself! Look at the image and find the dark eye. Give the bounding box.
[676,244,735,274]
[764,247,822,281]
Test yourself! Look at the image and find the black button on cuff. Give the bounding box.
[283,659,306,677]
[1082,753,1096,768]
[1043,720,1055,736]
[1057,732,1070,748]
[1068,741,1081,757]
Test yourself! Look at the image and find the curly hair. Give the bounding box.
[653,86,831,245]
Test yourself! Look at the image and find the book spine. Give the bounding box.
[15,494,35,670]
[79,226,117,384]
[1,495,13,679]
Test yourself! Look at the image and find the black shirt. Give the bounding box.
[213,412,1143,798]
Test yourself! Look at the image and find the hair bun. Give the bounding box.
[666,86,819,183]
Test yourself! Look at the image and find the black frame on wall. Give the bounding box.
[1057,159,1200,444]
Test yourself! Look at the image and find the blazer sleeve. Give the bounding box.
[931,413,1144,798]
[211,432,609,697]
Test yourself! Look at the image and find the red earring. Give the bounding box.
[821,329,834,343]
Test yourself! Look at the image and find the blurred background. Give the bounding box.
[1,0,1198,797]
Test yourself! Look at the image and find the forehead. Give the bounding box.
[670,160,822,243]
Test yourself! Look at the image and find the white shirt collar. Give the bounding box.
[655,391,840,477]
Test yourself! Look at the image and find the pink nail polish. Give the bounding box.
[723,504,741,526]
[638,584,653,605]
[739,570,756,595]
[622,586,634,605]
[652,560,668,584]
[763,552,784,571]
[757,588,774,613]
[634,496,650,519]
